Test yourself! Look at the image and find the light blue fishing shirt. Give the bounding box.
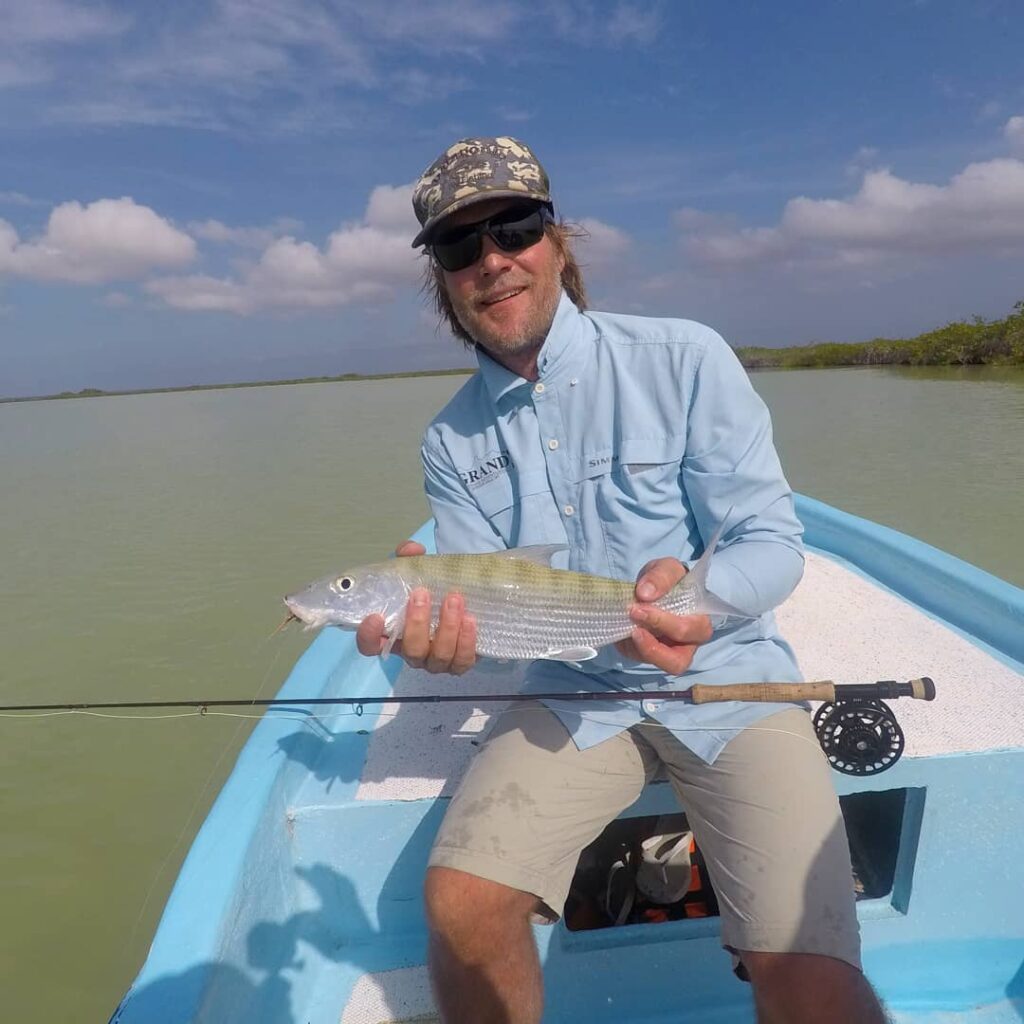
[421,291,805,763]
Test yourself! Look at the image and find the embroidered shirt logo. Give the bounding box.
[459,450,513,490]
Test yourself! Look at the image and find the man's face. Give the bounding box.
[437,198,565,365]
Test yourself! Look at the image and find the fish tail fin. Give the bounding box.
[683,518,748,619]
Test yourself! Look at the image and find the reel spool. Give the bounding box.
[812,699,905,776]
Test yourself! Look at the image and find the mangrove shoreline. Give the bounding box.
[735,300,1024,370]
[5,300,1022,404]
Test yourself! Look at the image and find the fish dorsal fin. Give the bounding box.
[495,544,567,567]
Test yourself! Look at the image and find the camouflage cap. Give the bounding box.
[411,136,552,247]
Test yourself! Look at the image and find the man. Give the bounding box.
[357,137,887,1024]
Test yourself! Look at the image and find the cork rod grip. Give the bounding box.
[689,681,838,704]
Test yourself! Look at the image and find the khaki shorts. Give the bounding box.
[429,702,861,970]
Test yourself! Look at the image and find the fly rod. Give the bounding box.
[0,677,934,713]
[1,678,935,775]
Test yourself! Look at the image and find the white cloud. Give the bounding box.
[605,2,663,45]
[683,158,1024,269]
[0,0,127,45]
[0,0,127,87]
[389,68,468,105]
[545,0,664,46]
[845,146,880,178]
[1005,115,1024,154]
[574,218,631,268]
[36,1,505,129]
[144,274,254,315]
[978,100,1002,122]
[188,217,304,249]
[0,197,196,283]
[363,184,420,233]
[12,2,660,130]
[497,106,533,123]
[147,184,421,314]
[673,207,732,232]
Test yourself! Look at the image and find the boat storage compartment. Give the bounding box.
[564,787,924,934]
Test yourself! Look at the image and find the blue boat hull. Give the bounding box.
[111,497,1024,1023]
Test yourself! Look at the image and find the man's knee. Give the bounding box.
[741,950,855,984]
[425,866,538,946]
[741,950,887,1023]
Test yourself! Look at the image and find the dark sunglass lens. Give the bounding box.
[432,233,482,272]
[490,210,545,253]
[431,205,548,270]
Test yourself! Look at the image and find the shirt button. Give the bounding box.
[533,383,545,395]
[563,504,575,516]
[547,439,559,451]
[641,699,663,715]
[569,378,578,387]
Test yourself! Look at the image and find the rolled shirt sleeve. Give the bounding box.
[681,330,805,616]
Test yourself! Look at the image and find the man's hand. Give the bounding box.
[615,557,713,675]
[355,541,478,675]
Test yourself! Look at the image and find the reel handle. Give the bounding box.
[688,677,935,705]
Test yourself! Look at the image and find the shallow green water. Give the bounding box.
[0,366,1021,1022]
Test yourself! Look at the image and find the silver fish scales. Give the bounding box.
[284,526,742,662]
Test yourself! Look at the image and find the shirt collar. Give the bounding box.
[476,291,594,404]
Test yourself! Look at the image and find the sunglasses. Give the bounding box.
[429,203,553,272]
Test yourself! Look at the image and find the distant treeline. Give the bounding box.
[736,300,1024,369]
[1,367,474,404]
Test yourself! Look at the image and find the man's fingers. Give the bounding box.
[396,540,426,557]
[635,557,687,602]
[450,615,478,676]
[400,588,432,666]
[614,636,642,662]
[425,593,464,673]
[356,613,386,657]
[628,626,699,675]
[630,607,712,645]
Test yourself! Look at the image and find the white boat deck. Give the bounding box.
[355,550,1024,804]
[336,548,1024,1024]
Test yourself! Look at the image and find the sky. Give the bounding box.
[1,0,1023,398]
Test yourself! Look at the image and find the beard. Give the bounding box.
[449,265,563,363]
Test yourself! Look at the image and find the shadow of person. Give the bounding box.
[109,960,294,1024]
[272,658,524,795]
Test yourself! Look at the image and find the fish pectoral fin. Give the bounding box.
[541,645,599,662]
[381,608,406,659]
[498,544,568,567]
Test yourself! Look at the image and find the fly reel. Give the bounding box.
[813,699,906,775]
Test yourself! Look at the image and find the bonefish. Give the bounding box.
[283,524,744,662]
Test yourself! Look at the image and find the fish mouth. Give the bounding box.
[281,595,317,628]
[270,610,301,637]
[280,595,334,631]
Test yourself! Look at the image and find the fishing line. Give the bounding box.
[118,635,290,964]
[0,704,861,758]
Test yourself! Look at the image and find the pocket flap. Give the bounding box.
[617,436,686,473]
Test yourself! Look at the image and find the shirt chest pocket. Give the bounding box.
[592,436,687,522]
[470,468,555,546]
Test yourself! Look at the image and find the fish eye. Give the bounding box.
[332,575,354,594]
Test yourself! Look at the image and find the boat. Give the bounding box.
[109,495,1024,1023]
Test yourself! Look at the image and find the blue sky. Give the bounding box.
[2,0,1023,397]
